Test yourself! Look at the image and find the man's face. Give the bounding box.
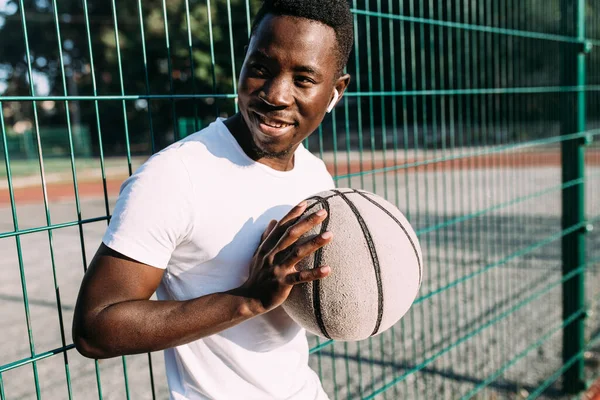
[237,14,348,157]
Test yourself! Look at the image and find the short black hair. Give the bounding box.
[251,0,354,74]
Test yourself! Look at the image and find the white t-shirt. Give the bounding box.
[103,118,335,400]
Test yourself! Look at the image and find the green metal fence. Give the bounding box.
[1,0,599,399]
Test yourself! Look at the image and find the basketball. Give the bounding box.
[282,188,423,341]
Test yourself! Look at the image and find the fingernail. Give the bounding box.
[298,201,307,208]
[320,266,331,274]
[317,209,327,217]
[322,231,333,239]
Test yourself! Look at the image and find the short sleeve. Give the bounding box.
[102,150,194,269]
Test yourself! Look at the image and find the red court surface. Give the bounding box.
[1,149,598,206]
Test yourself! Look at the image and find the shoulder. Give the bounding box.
[134,119,230,179]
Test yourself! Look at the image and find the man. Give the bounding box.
[72,0,354,399]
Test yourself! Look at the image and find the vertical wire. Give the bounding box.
[387,1,400,397]
[481,2,495,393]
[17,2,53,396]
[405,1,422,396]
[364,0,377,195]
[488,0,504,392]
[351,2,364,396]
[0,372,4,400]
[80,0,108,396]
[445,0,460,394]
[514,0,526,393]
[109,3,134,397]
[476,1,489,388]
[376,0,387,198]
[500,0,513,389]
[352,0,365,190]
[184,0,200,131]
[472,1,486,391]
[0,101,41,399]
[509,0,521,392]
[344,341,351,400]
[110,0,133,174]
[524,1,537,388]
[49,0,81,397]
[226,0,239,114]
[398,1,414,396]
[332,100,339,180]
[407,2,422,395]
[135,4,157,395]
[394,5,412,394]
[421,0,445,396]
[415,3,434,395]
[245,0,252,38]
[81,0,109,220]
[331,340,338,400]
[206,0,218,117]
[136,0,156,154]
[432,0,450,396]
[160,0,179,141]
[374,0,388,393]
[455,0,470,393]
[426,1,445,395]
[343,67,352,188]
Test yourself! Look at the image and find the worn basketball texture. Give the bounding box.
[282,188,423,341]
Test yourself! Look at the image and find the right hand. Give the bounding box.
[238,201,333,315]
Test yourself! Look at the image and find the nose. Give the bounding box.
[259,76,293,108]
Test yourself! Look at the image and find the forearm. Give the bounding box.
[74,289,260,359]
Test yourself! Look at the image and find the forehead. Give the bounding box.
[249,14,338,72]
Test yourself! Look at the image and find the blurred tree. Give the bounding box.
[0,0,260,155]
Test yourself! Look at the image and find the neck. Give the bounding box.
[224,113,296,172]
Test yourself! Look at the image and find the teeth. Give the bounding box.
[257,114,291,129]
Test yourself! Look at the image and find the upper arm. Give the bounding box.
[72,244,165,347]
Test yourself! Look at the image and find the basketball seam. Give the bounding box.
[333,190,384,337]
[311,198,332,340]
[353,190,423,286]
[304,190,353,214]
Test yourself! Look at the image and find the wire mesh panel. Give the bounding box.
[0,1,599,399]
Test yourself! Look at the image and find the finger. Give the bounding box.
[262,201,309,249]
[273,209,329,255]
[278,201,308,227]
[261,219,278,242]
[285,266,331,285]
[283,231,333,267]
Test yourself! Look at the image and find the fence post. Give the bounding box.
[561,0,588,393]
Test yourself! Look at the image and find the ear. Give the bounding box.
[332,73,351,108]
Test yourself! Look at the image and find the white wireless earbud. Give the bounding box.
[327,89,340,113]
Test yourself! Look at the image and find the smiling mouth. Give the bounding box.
[254,112,295,129]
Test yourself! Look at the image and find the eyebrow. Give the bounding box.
[253,48,324,79]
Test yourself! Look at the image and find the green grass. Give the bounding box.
[0,157,147,179]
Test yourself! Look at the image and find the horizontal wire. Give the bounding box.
[3,86,600,102]
[0,345,75,374]
[310,225,591,356]
[461,260,599,399]
[0,216,109,239]
[350,8,600,46]
[526,328,600,399]
[364,264,595,399]
[334,129,600,181]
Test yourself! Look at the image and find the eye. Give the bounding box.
[249,63,269,77]
[295,76,316,87]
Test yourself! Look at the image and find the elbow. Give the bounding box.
[73,336,105,359]
[72,316,116,360]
